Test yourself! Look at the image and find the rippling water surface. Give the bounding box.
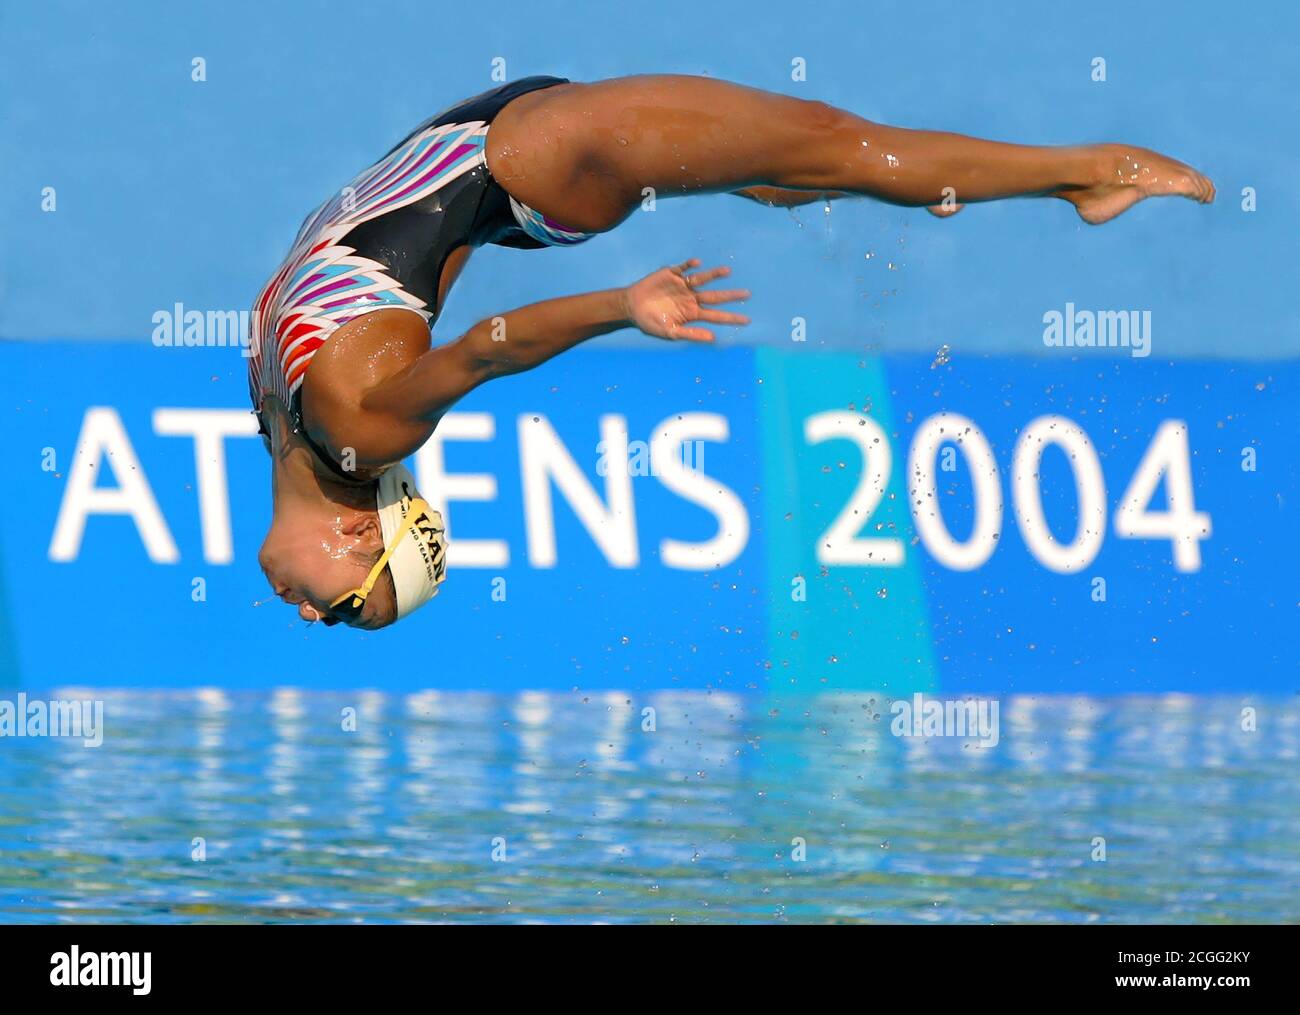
[0,690,1296,923]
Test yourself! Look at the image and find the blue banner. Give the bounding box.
[1,340,1294,693]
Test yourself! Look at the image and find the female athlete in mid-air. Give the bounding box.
[250,74,1214,629]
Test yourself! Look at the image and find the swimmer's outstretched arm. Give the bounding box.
[361,260,748,425]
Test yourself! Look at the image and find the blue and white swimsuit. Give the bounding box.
[248,76,594,464]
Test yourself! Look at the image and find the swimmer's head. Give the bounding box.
[258,465,446,630]
[370,465,448,618]
[258,498,399,630]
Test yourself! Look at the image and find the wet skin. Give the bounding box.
[263,74,1215,627]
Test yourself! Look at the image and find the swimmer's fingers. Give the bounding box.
[683,264,731,287]
[666,324,716,343]
[669,258,703,276]
[696,308,751,327]
[695,287,750,306]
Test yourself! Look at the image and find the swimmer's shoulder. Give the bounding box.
[299,308,436,470]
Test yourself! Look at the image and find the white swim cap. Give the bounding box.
[375,464,448,619]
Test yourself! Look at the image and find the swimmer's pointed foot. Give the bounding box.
[1057,144,1215,224]
[927,202,965,218]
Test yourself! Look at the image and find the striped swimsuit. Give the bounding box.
[248,76,593,458]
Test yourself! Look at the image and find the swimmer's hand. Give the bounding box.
[624,259,751,343]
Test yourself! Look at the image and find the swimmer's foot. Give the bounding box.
[1056,144,1215,224]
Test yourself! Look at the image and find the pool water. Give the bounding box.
[0,690,1296,923]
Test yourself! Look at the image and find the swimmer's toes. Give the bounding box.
[1161,167,1208,200]
[1129,151,1213,204]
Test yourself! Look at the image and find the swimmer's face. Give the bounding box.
[258,511,398,630]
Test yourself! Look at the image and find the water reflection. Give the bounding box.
[0,691,1296,923]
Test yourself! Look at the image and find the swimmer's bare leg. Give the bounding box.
[733,186,967,221]
[488,75,1214,231]
[731,186,846,207]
